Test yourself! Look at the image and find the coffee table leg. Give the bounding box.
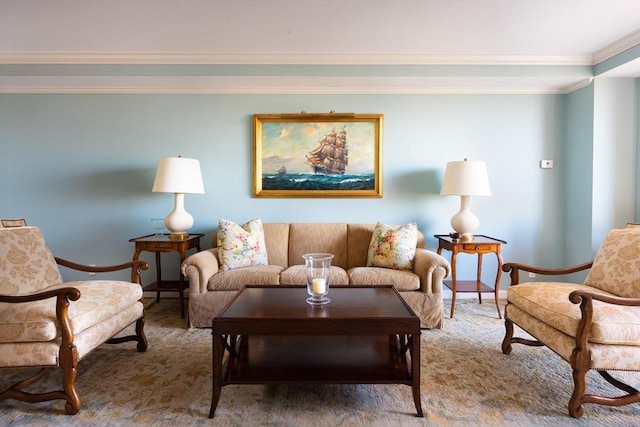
[411,333,423,417]
[209,334,224,418]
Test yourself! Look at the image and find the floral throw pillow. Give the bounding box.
[367,222,418,270]
[217,218,268,271]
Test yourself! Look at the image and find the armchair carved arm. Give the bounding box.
[55,257,148,284]
[502,261,593,286]
[568,290,640,411]
[0,286,82,363]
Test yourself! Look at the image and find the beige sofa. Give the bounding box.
[182,223,451,329]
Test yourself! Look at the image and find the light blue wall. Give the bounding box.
[562,77,639,273]
[637,79,640,223]
[1,93,565,286]
[563,84,594,267]
[592,78,638,246]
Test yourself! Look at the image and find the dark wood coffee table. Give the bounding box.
[209,285,423,418]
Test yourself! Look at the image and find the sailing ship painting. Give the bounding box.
[305,128,348,175]
[254,114,382,197]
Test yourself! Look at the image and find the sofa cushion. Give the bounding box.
[348,266,420,291]
[288,223,348,269]
[261,223,290,267]
[507,282,640,345]
[217,218,269,271]
[279,265,349,286]
[0,280,143,343]
[583,227,640,298]
[0,226,63,295]
[366,222,418,271]
[207,265,284,291]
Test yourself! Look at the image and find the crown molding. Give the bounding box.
[592,30,640,64]
[0,51,593,66]
[0,75,585,95]
[561,77,594,93]
[0,87,573,95]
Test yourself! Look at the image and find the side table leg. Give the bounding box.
[449,252,457,318]
[494,252,503,319]
[155,252,161,303]
[178,251,187,318]
[476,253,484,304]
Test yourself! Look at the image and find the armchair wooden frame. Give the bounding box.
[502,261,640,418]
[0,258,148,415]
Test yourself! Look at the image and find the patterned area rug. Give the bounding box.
[1,298,638,426]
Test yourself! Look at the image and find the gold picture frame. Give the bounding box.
[254,112,383,198]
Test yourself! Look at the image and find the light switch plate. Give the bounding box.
[540,160,554,169]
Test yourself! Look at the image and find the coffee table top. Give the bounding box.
[213,285,420,335]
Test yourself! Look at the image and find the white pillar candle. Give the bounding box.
[311,278,326,294]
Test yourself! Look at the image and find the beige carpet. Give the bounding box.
[1,298,638,426]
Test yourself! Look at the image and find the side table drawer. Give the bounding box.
[461,243,500,253]
[462,243,482,251]
[138,241,176,252]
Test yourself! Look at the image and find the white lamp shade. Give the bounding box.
[440,159,491,196]
[152,156,205,194]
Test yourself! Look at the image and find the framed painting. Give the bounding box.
[254,112,383,198]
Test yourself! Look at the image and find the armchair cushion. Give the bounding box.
[507,282,640,345]
[584,227,640,298]
[0,280,143,343]
[0,226,62,294]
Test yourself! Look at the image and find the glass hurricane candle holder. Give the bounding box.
[150,218,165,236]
[302,253,334,305]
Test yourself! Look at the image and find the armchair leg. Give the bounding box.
[568,365,587,418]
[0,367,79,414]
[136,317,148,352]
[61,354,80,414]
[579,371,640,411]
[501,308,544,354]
[502,317,514,354]
[569,367,640,417]
[59,342,81,415]
[106,316,147,353]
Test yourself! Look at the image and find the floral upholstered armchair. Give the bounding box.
[501,224,640,417]
[0,226,148,414]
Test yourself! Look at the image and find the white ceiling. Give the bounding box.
[1,0,639,93]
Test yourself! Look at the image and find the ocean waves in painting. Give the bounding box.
[262,173,375,191]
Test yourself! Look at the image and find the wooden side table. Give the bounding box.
[434,234,506,319]
[130,233,203,318]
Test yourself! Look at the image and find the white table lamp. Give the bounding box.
[440,158,491,240]
[152,156,204,240]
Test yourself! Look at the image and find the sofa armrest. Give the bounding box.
[413,248,451,294]
[55,257,149,284]
[502,261,593,286]
[181,248,220,295]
